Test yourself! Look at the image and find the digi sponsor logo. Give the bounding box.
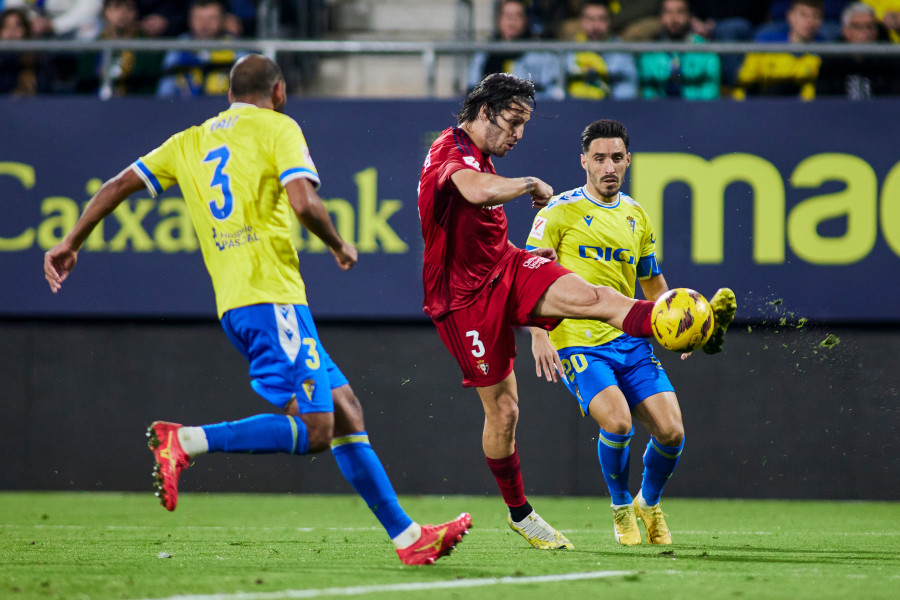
[463,156,481,170]
[578,245,634,265]
[523,255,550,269]
[530,216,547,240]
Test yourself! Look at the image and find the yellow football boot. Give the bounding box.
[633,492,672,545]
[612,504,642,546]
[702,287,737,354]
[508,511,573,550]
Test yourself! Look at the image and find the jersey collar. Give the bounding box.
[582,187,620,209]
[229,102,257,109]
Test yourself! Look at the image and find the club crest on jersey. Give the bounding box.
[530,216,547,240]
[301,379,316,402]
[523,255,550,269]
[626,216,636,234]
[463,155,481,170]
[476,360,489,375]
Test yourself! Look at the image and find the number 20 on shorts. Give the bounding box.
[560,353,587,382]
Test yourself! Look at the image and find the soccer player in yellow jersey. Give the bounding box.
[526,119,734,546]
[43,54,471,565]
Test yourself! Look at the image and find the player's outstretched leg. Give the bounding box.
[508,511,574,550]
[633,490,672,545]
[396,513,473,565]
[702,288,737,355]
[612,504,642,545]
[147,421,191,511]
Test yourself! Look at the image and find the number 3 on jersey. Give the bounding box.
[204,146,234,219]
[466,330,485,357]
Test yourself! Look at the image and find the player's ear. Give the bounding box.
[581,153,588,171]
[626,152,632,167]
[272,79,287,111]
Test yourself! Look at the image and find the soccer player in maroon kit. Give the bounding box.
[417,73,686,549]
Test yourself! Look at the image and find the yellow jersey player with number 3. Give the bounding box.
[526,119,735,547]
[44,54,471,565]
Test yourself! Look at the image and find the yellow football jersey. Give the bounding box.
[132,103,320,318]
[526,187,660,349]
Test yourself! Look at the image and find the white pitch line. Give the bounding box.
[3,524,898,537]
[133,570,635,600]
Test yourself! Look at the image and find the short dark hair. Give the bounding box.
[581,119,629,153]
[229,54,284,98]
[0,8,32,38]
[190,0,225,12]
[458,73,536,125]
[581,0,610,14]
[791,0,824,10]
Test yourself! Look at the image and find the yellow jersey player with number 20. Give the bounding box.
[527,119,734,548]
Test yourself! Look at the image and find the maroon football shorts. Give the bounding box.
[433,249,571,387]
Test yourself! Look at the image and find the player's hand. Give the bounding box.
[331,241,358,271]
[531,329,563,382]
[44,244,78,293]
[680,351,692,361]
[528,177,554,209]
[528,246,557,262]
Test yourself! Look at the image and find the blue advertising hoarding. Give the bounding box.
[1,98,898,322]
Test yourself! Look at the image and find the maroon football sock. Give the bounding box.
[486,445,528,509]
[622,300,654,338]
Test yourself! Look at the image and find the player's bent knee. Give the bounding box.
[566,283,619,320]
[332,385,365,436]
[656,426,684,447]
[601,417,633,436]
[302,412,335,453]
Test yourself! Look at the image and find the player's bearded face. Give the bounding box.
[583,137,630,199]
[483,103,531,157]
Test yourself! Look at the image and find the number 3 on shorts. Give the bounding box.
[302,338,320,369]
[466,330,485,357]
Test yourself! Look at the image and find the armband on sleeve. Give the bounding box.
[637,254,661,279]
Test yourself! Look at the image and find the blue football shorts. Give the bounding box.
[556,335,674,417]
[220,303,348,414]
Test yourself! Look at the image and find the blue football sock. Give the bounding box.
[202,414,309,455]
[331,431,413,539]
[597,427,634,506]
[640,436,684,506]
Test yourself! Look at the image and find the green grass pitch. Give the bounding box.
[1,492,897,600]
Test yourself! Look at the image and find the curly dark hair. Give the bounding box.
[457,73,536,125]
[581,119,629,153]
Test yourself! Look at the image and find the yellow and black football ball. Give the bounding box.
[651,288,714,352]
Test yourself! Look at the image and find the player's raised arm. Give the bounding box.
[44,167,145,293]
[285,177,358,271]
[451,170,553,208]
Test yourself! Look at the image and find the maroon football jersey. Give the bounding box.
[418,127,516,319]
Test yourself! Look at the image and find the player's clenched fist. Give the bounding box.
[332,240,358,271]
[525,176,554,209]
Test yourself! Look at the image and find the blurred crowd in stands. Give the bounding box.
[1,0,899,99]
[471,0,900,100]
